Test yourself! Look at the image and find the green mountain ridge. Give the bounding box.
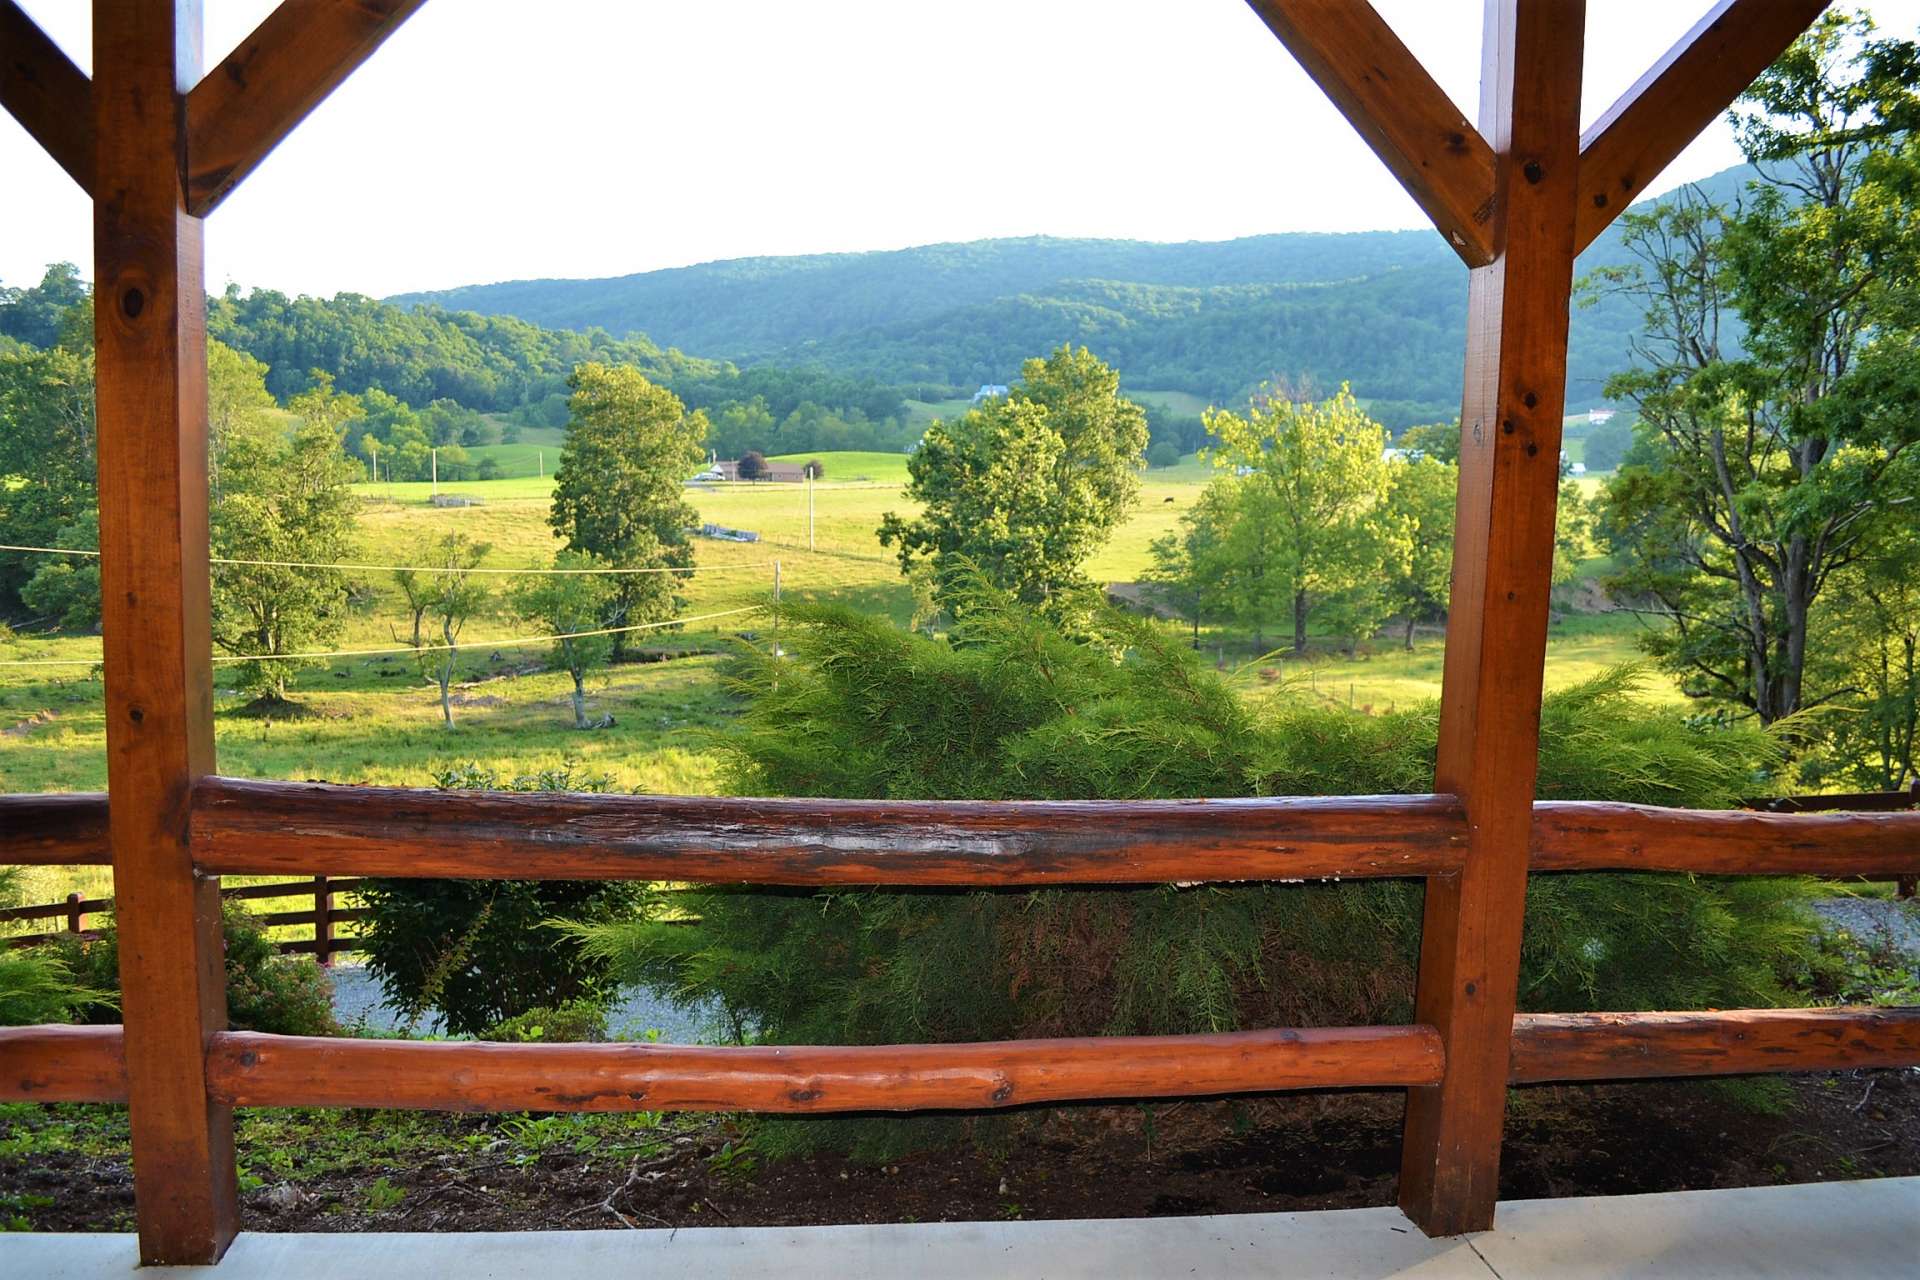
[392,164,1762,416]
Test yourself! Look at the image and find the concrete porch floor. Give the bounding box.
[10,1176,1916,1279]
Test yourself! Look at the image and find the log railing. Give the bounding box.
[6,784,1918,1116]
[0,874,368,966]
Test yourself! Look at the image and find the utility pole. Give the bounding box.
[807,468,815,551]
[538,448,543,479]
[368,438,377,483]
[772,559,782,656]
[431,446,438,495]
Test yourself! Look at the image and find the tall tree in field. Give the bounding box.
[548,363,706,660]
[420,534,492,729]
[210,374,362,704]
[1382,456,1456,650]
[0,344,95,614]
[1143,486,1234,648]
[1593,12,1920,725]
[1201,386,1404,653]
[880,345,1148,614]
[510,551,617,729]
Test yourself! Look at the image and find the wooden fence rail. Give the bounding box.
[1,875,367,966]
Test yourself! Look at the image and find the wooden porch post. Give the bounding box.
[1399,0,1585,1237]
[93,0,239,1264]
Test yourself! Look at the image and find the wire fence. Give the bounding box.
[0,543,780,669]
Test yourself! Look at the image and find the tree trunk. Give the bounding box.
[1405,613,1417,652]
[1293,589,1309,654]
[572,671,588,730]
[438,618,455,728]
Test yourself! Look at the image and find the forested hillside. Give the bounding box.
[393,165,1762,418]
[204,288,723,415]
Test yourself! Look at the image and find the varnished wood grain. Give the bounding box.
[1400,0,1586,1239]
[0,792,111,865]
[207,1025,1445,1113]
[191,777,1469,884]
[1532,802,1920,876]
[185,0,427,215]
[1574,0,1829,253]
[1245,0,1496,266]
[92,0,236,1264]
[0,0,94,191]
[1510,1008,1920,1082]
[0,1025,128,1103]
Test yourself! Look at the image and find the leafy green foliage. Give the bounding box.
[207,286,719,414]
[879,346,1147,614]
[1592,13,1920,729]
[356,764,643,1037]
[54,902,337,1036]
[570,593,1814,1155]
[0,869,109,1027]
[1194,386,1405,651]
[0,344,95,616]
[415,534,492,729]
[1382,456,1456,649]
[549,364,705,658]
[209,371,363,701]
[509,550,617,729]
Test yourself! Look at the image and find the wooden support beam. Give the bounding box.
[92,0,235,1264]
[0,1025,129,1103]
[1531,802,1920,876]
[191,777,1469,884]
[0,1,93,192]
[1399,0,1585,1239]
[0,792,111,865]
[207,1025,1445,1113]
[185,0,426,216]
[1510,1008,1920,1082]
[1244,0,1497,266]
[1574,0,1829,253]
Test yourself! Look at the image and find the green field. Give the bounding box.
[2,447,1664,905]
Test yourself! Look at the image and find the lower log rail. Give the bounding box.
[1510,1008,1920,1082]
[205,1024,1446,1112]
[10,1008,1919,1111]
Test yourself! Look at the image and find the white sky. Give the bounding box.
[5,1,1916,299]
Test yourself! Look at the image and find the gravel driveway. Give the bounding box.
[325,962,718,1042]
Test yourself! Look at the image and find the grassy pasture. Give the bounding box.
[3,446,1664,908]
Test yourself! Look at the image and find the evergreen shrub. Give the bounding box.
[571,591,1818,1154]
[55,900,337,1036]
[356,764,642,1036]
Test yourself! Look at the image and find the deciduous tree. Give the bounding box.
[879,346,1147,615]
[549,364,706,659]
[510,552,617,729]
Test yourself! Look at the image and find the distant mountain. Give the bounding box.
[393,164,1763,417]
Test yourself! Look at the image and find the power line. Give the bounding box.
[0,605,762,668]
[0,544,775,577]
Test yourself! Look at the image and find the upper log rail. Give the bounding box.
[1244,0,1497,267]
[1531,801,1920,877]
[184,0,427,216]
[0,0,94,193]
[189,777,1470,883]
[0,792,111,865]
[10,787,1918,882]
[1573,0,1831,254]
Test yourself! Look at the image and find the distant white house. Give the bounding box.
[1570,462,1588,476]
[1587,408,1617,425]
[972,384,1010,404]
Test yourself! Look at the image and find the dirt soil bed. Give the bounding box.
[5,1069,1917,1232]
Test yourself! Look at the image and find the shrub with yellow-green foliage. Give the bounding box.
[572,588,1815,1156]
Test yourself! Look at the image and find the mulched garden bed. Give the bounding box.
[5,1068,1915,1232]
